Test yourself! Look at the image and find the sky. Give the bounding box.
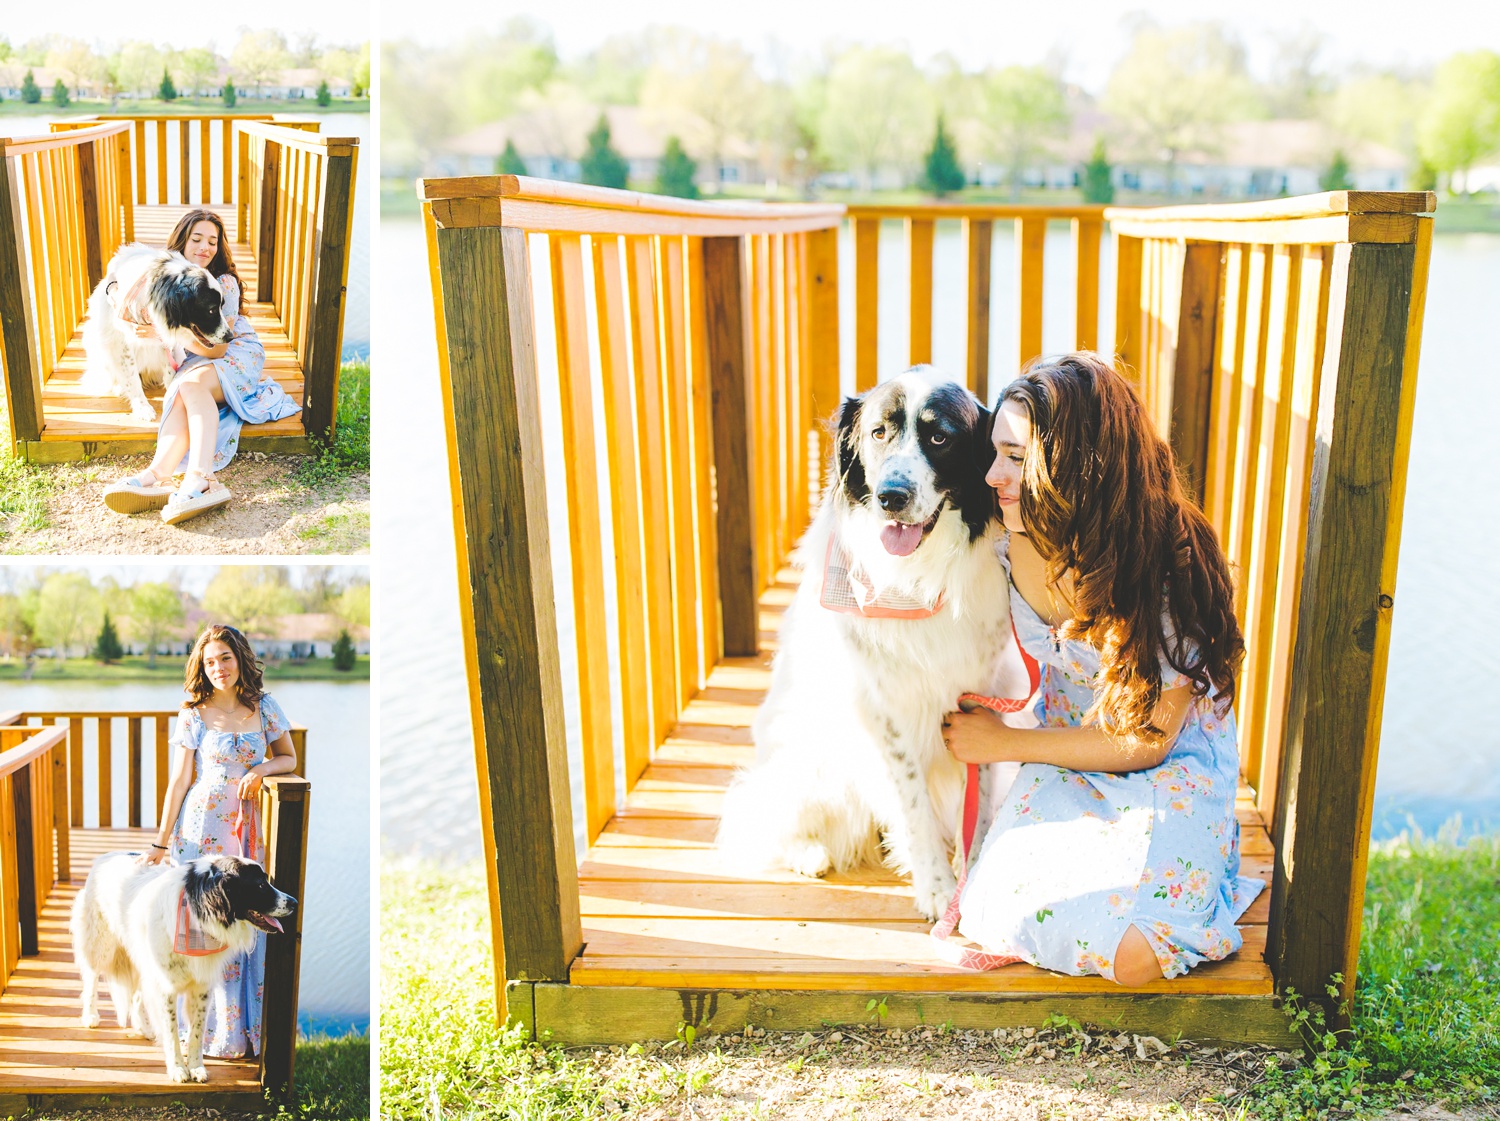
[382,0,1500,91]
[4,0,371,50]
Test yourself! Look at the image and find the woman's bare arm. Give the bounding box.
[236,731,298,799]
[138,746,196,864]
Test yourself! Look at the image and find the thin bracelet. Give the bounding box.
[150,843,167,851]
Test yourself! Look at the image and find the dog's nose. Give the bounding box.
[877,484,913,513]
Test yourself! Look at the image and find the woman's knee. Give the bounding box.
[1113,924,1165,988]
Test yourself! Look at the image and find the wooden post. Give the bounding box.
[962,219,993,402]
[703,235,758,657]
[75,140,104,289]
[127,717,142,828]
[1169,242,1223,505]
[0,149,42,447]
[301,142,357,440]
[11,762,37,957]
[430,216,582,1008]
[256,139,282,302]
[259,774,310,1099]
[1267,240,1418,1025]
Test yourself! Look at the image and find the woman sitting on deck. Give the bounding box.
[941,353,1264,987]
[103,209,301,525]
[137,624,298,1058]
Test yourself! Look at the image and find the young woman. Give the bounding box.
[104,209,301,525]
[942,353,1263,987]
[138,624,298,1057]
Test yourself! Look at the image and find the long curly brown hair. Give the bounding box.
[183,624,266,711]
[166,209,245,299]
[1000,353,1244,740]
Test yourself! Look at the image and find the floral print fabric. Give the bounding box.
[160,274,302,472]
[956,535,1263,981]
[169,693,291,1056]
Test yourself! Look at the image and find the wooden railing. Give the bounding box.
[238,120,360,438]
[844,203,1108,402]
[421,174,842,1017]
[0,122,133,443]
[1108,190,1435,1015]
[0,708,312,1094]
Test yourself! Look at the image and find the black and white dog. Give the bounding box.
[717,366,1036,920]
[81,244,234,423]
[71,852,296,1082]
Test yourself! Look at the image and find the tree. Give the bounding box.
[1319,150,1355,191]
[158,68,177,101]
[1104,20,1262,191]
[230,29,289,96]
[177,48,218,98]
[129,582,184,668]
[35,572,100,663]
[316,78,331,107]
[334,582,370,629]
[51,79,69,107]
[579,113,628,189]
[639,34,763,187]
[498,139,528,175]
[816,46,934,189]
[113,41,165,98]
[93,612,124,663]
[1264,26,1330,118]
[201,567,298,636]
[978,65,1070,198]
[222,80,236,108]
[655,136,698,198]
[920,115,966,196]
[1081,138,1115,203]
[1417,50,1500,195]
[331,630,356,671]
[21,69,41,104]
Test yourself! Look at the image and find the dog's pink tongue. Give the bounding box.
[881,521,924,557]
[261,914,284,933]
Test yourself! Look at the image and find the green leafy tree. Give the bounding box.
[158,68,177,101]
[35,572,101,663]
[316,78,331,107]
[1319,149,1355,191]
[176,47,217,98]
[638,34,762,186]
[231,29,289,96]
[0,590,38,658]
[51,79,69,107]
[334,582,371,629]
[816,46,934,189]
[222,79,236,108]
[579,114,628,189]
[201,567,298,637]
[129,582,184,668]
[93,612,125,663]
[979,65,1070,198]
[655,136,698,198]
[497,139,528,175]
[331,630,357,671]
[1081,138,1115,203]
[920,115,966,196]
[1417,50,1500,195]
[21,69,41,104]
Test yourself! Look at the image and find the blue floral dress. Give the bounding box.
[169,693,292,1057]
[161,274,301,472]
[956,536,1263,980]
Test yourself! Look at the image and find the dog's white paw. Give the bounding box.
[167,1063,190,1083]
[787,841,832,879]
[188,1064,209,1083]
[130,402,157,423]
[912,867,958,923]
[81,1009,100,1029]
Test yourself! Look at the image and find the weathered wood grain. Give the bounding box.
[259,776,308,1099]
[1169,242,1224,504]
[303,143,356,439]
[963,219,993,401]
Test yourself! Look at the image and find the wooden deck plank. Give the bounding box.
[570,568,1278,998]
[0,827,260,1094]
[35,204,306,445]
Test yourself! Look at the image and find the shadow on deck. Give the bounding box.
[0,829,262,1111]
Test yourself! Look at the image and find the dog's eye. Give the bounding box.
[871,425,886,440]
[929,432,947,446]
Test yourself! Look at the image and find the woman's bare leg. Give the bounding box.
[1113,924,1166,987]
[174,367,225,483]
[146,394,190,482]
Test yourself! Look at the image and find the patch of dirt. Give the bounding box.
[1,453,369,555]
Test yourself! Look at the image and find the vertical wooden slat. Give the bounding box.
[1168,242,1223,504]
[155,119,167,204]
[906,218,933,365]
[1204,244,1249,536]
[118,129,134,242]
[259,775,310,1098]
[52,733,69,882]
[853,217,879,391]
[1016,216,1046,371]
[594,235,655,785]
[685,236,723,671]
[0,774,16,982]
[178,119,190,204]
[658,236,701,707]
[1073,217,1102,351]
[237,128,251,240]
[431,218,583,995]
[222,118,234,205]
[127,716,143,828]
[704,235,758,657]
[962,218,993,402]
[155,714,171,827]
[1113,233,1143,376]
[551,235,616,841]
[75,140,103,289]
[753,235,776,585]
[1268,239,1418,1023]
[199,118,211,204]
[12,762,37,956]
[1228,246,1273,623]
[68,717,83,828]
[96,717,112,829]
[0,150,43,445]
[256,140,281,301]
[133,119,146,203]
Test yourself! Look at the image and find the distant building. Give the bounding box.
[0,64,99,100]
[250,69,352,100]
[254,613,370,660]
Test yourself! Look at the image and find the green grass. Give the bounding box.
[0,654,369,682]
[275,1032,370,1120]
[383,828,1500,1121]
[294,359,370,490]
[0,98,369,117]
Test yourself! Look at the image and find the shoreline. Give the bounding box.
[0,656,370,683]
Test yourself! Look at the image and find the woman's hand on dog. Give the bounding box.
[942,709,1011,764]
[135,846,168,866]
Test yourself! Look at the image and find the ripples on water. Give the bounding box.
[379,220,1500,859]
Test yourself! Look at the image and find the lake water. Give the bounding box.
[378,217,1500,860]
[1,113,370,360]
[5,679,370,1035]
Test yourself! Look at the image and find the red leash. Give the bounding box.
[930,620,1041,969]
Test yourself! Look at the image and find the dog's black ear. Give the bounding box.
[834,395,868,502]
[186,861,234,928]
[956,399,998,540]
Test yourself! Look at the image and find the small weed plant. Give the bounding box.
[295,358,370,489]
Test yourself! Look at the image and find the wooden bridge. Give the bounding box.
[0,114,359,462]
[0,711,310,1111]
[421,177,1432,1045]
